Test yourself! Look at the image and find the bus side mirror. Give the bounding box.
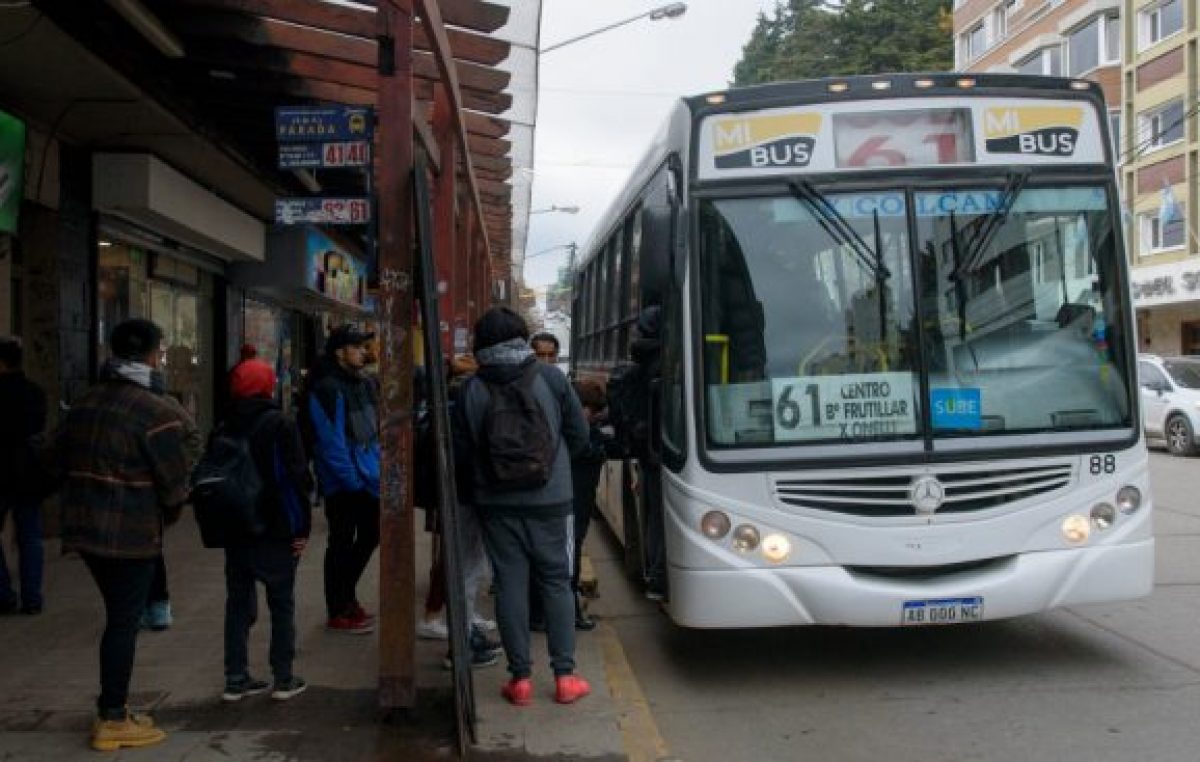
[640,204,672,305]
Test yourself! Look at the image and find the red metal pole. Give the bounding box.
[375,0,416,711]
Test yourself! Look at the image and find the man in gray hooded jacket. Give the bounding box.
[453,307,592,706]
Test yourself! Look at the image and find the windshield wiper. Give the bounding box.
[787,180,890,281]
[954,170,1029,277]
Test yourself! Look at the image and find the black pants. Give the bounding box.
[324,491,380,618]
[82,554,156,719]
[148,554,168,605]
[641,461,665,590]
[225,541,298,682]
[483,511,576,678]
[571,461,601,593]
[529,462,600,625]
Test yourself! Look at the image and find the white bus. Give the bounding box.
[572,74,1151,628]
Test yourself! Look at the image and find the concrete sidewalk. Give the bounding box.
[0,508,631,760]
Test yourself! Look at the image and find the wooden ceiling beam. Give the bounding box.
[420,102,511,140]
[163,0,510,63]
[413,78,511,115]
[474,165,512,182]
[469,154,509,173]
[183,39,509,97]
[467,133,509,158]
[355,0,510,33]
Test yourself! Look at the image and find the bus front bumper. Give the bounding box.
[664,539,1154,628]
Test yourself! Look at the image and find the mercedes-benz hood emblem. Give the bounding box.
[910,476,946,515]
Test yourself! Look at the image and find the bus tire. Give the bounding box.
[1166,414,1197,456]
[622,460,645,582]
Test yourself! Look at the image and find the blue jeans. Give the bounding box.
[0,499,44,609]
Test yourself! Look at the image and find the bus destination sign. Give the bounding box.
[771,373,917,442]
[698,97,1104,180]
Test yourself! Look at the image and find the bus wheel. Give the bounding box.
[622,462,645,582]
[1166,415,1197,456]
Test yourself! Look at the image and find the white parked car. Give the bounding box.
[1138,354,1200,456]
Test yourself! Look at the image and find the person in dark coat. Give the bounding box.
[0,337,47,615]
[220,358,313,703]
[567,379,616,630]
[48,319,190,752]
[631,307,666,600]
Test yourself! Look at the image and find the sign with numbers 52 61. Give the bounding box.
[771,373,917,441]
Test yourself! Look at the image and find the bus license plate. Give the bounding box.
[900,597,984,626]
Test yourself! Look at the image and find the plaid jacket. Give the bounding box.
[53,379,191,559]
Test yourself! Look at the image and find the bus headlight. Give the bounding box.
[1061,514,1090,545]
[761,533,791,563]
[1116,486,1142,514]
[1090,503,1117,531]
[700,511,731,540]
[732,524,760,552]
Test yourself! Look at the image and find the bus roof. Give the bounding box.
[687,73,1104,112]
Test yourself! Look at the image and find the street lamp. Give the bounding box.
[525,242,578,260]
[530,205,580,215]
[540,2,688,54]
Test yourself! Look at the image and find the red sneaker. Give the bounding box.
[349,603,376,622]
[554,674,591,704]
[501,677,533,706]
[327,615,374,634]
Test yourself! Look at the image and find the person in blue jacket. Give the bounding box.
[308,325,380,634]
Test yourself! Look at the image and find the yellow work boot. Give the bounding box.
[90,713,166,752]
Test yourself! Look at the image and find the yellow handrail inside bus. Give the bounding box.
[799,336,832,376]
[705,334,730,385]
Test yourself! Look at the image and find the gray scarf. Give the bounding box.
[475,337,534,367]
[101,358,165,394]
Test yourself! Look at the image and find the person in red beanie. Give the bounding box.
[219,359,313,703]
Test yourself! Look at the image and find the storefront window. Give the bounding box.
[96,238,214,430]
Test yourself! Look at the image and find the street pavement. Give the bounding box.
[594,450,1200,762]
[0,508,466,761]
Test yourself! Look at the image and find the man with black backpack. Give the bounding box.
[453,307,592,706]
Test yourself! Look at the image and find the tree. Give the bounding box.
[733,0,953,86]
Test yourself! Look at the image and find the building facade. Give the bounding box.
[1121,0,1197,355]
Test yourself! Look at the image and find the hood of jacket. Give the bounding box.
[475,338,536,385]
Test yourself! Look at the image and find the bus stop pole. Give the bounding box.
[375,0,417,711]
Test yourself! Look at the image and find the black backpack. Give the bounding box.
[192,416,270,548]
[479,363,557,491]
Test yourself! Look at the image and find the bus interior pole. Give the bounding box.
[375,0,417,711]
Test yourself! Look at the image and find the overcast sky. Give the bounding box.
[521,0,777,291]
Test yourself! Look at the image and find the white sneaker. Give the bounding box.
[416,618,449,640]
[471,615,497,632]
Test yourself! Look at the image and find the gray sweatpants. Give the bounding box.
[480,511,576,678]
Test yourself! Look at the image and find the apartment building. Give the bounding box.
[1121,0,1199,354]
[953,0,1123,137]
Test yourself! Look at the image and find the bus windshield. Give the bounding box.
[699,184,1132,450]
